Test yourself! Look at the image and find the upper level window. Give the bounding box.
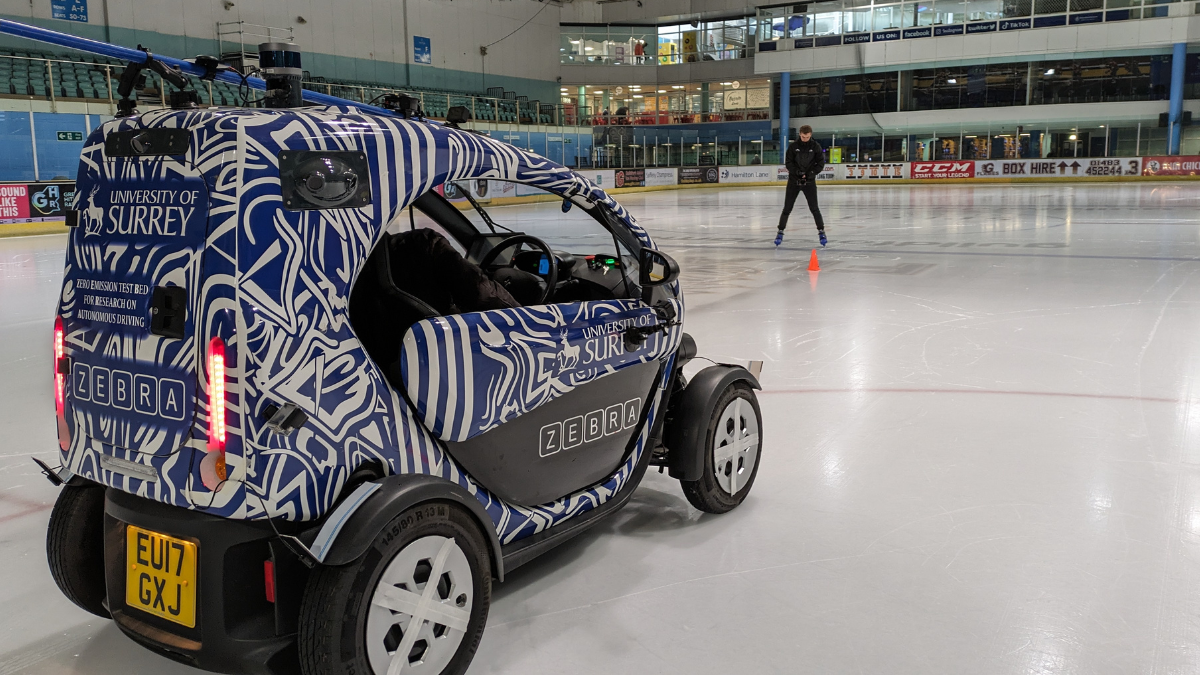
[561,18,755,66]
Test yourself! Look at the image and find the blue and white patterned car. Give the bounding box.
[42,103,763,675]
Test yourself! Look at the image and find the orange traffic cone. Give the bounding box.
[807,249,821,271]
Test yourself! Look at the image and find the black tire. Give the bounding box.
[298,501,491,675]
[46,483,111,618]
[681,383,762,514]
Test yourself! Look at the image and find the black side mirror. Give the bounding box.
[639,248,680,287]
[638,248,680,302]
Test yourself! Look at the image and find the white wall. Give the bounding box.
[561,0,602,24]
[570,0,759,24]
[404,0,560,83]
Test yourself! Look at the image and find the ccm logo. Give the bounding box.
[72,362,187,421]
[915,162,971,174]
[539,398,641,458]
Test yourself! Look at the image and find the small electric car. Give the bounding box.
[41,105,762,675]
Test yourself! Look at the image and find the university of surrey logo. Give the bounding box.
[555,330,580,373]
[80,186,105,237]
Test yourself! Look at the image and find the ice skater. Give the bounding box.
[776,125,826,247]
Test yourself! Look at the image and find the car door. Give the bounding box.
[401,299,672,507]
[398,181,674,507]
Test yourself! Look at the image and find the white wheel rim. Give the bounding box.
[365,535,474,675]
[712,396,759,496]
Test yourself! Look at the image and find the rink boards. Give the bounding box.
[0,155,1196,233]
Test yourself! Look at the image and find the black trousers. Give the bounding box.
[778,178,824,232]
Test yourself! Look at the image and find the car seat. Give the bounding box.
[348,233,440,387]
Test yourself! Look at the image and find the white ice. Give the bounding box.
[3,182,1200,674]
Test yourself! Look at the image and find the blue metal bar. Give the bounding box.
[0,18,397,117]
[779,71,791,153]
[1168,42,1185,156]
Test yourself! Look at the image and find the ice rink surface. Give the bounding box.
[3,182,1200,674]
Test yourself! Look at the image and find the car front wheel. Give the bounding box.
[680,383,762,514]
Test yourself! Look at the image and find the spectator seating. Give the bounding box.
[0,48,554,123]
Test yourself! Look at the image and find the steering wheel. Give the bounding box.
[478,234,558,305]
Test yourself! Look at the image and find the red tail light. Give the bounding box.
[264,560,276,603]
[54,316,69,451]
[53,316,64,414]
[207,337,226,452]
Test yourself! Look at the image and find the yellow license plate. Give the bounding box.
[126,525,197,628]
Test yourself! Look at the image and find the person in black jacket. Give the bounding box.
[776,125,827,247]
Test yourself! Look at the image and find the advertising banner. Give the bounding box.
[0,182,76,222]
[644,168,677,187]
[512,182,542,197]
[912,161,975,179]
[842,163,908,180]
[584,169,617,188]
[614,168,645,188]
[0,184,30,220]
[719,166,777,183]
[1142,156,1200,176]
[29,182,74,217]
[440,179,493,203]
[975,158,1140,178]
[774,165,835,182]
[679,167,720,184]
[1079,158,1141,177]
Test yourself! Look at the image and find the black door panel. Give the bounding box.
[445,361,660,507]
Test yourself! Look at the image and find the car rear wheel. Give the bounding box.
[298,502,491,675]
[47,483,111,618]
[680,383,762,514]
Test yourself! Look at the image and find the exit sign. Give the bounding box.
[56,131,83,141]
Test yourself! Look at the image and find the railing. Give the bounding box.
[293,82,776,127]
[586,110,772,125]
[755,0,1198,49]
[0,53,579,127]
[0,54,118,113]
[217,21,294,54]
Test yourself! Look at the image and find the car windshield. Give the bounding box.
[445,180,634,258]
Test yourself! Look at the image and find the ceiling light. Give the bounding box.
[672,85,684,89]
[633,94,643,98]
[1044,68,1055,75]
[947,78,957,84]
[657,89,666,93]
[721,81,733,85]
[1068,134,1077,140]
